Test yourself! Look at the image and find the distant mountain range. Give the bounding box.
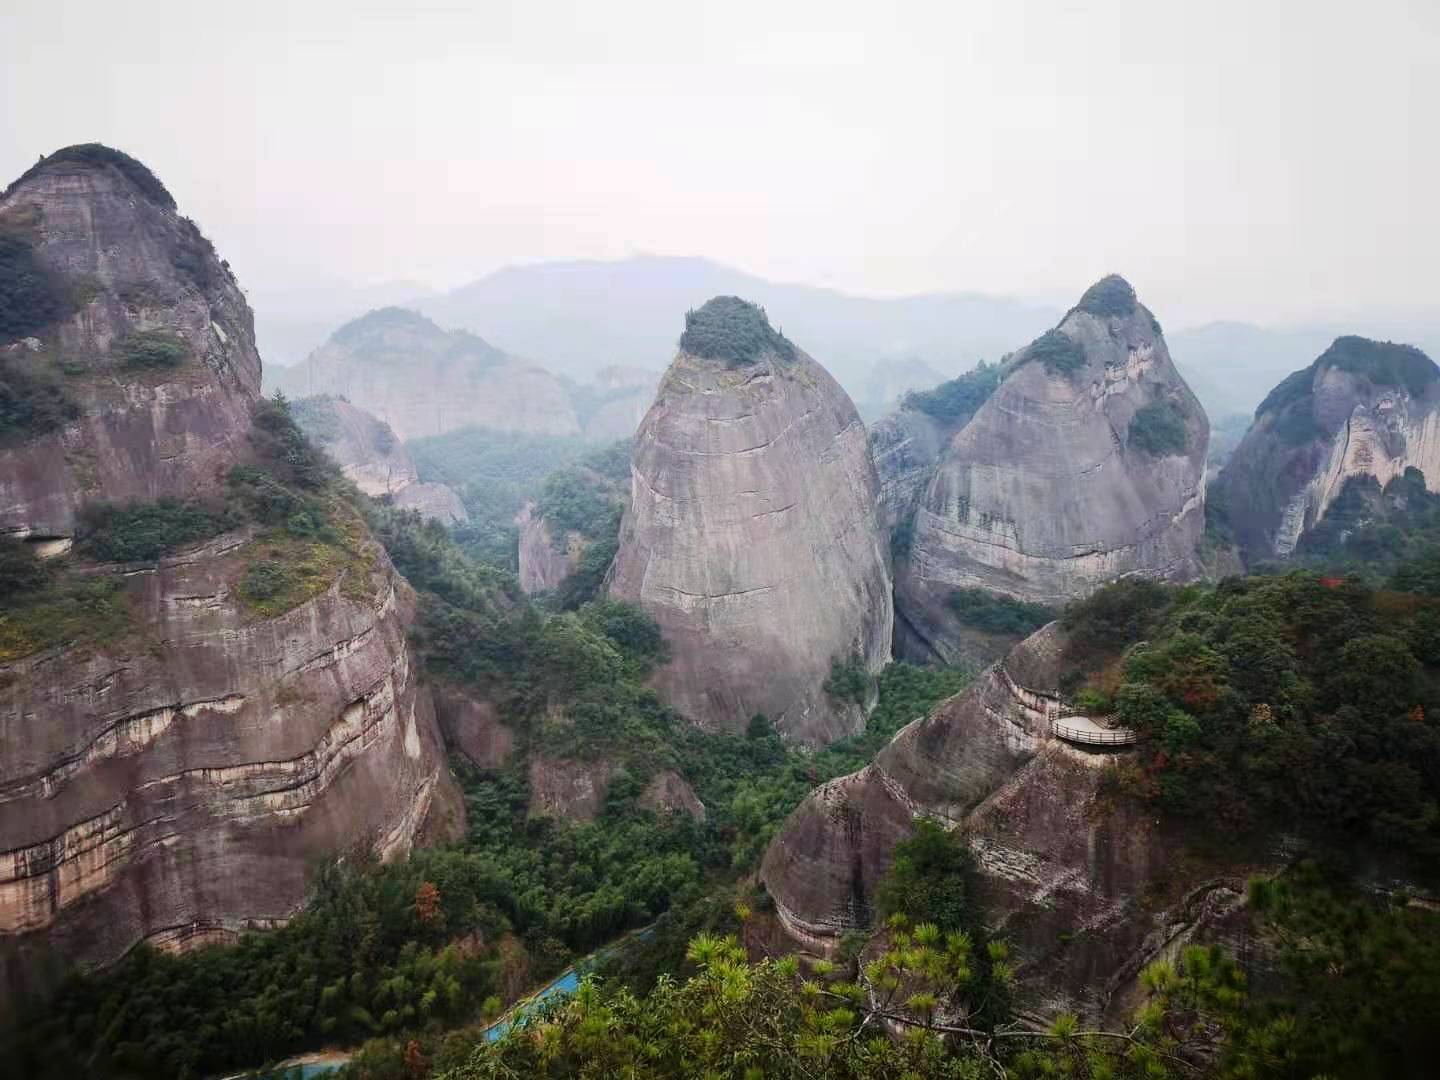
[253,256,1440,423]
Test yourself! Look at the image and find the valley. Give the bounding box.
[2,142,1439,1080]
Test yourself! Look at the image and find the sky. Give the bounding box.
[2,0,1437,325]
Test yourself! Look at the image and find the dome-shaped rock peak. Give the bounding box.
[269,306,580,440]
[607,297,893,747]
[0,143,263,539]
[895,275,1208,657]
[1213,336,1440,562]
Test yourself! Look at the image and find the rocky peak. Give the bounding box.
[0,149,460,998]
[290,395,467,524]
[607,296,893,746]
[678,295,797,366]
[760,622,1265,1021]
[270,307,580,440]
[893,276,1207,660]
[1215,336,1440,561]
[0,144,261,540]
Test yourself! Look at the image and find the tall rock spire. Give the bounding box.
[608,297,893,747]
[895,275,1208,659]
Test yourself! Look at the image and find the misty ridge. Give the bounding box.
[252,255,1440,427]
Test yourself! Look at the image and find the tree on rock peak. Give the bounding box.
[4,143,176,209]
[679,295,796,366]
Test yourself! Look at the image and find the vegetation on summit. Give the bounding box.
[3,143,177,208]
[1257,337,1438,424]
[1320,335,1439,396]
[679,296,796,366]
[1072,273,1138,319]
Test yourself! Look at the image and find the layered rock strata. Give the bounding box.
[0,147,460,994]
[607,297,893,746]
[0,534,453,964]
[896,277,1208,659]
[1213,336,1440,561]
[760,623,1266,1020]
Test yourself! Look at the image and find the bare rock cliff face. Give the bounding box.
[760,623,1268,1020]
[292,396,467,525]
[638,770,706,821]
[0,147,460,992]
[516,502,586,594]
[431,685,514,769]
[607,297,893,746]
[0,151,260,539]
[271,307,580,440]
[0,534,455,971]
[896,278,1208,657]
[580,365,661,442]
[868,408,950,536]
[1213,336,1440,562]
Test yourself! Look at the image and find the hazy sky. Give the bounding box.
[3,0,1437,324]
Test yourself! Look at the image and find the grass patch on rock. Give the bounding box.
[0,572,135,663]
[115,329,190,371]
[235,532,372,619]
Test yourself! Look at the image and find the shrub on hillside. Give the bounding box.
[0,536,49,602]
[0,356,78,443]
[1025,328,1087,376]
[239,559,291,603]
[0,232,72,341]
[116,329,189,370]
[536,468,621,540]
[823,655,870,705]
[1128,399,1189,456]
[247,394,338,491]
[947,587,1054,636]
[77,498,232,562]
[902,360,1002,424]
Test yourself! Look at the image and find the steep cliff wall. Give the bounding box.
[0,533,453,968]
[292,395,467,525]
[759,622,1267,1020]
[896,278,1208,658]
[271,308,580,440]
[1213,336,1440,562]
[868,408,950,537]
[516,502,586,593]
[0,146,459,992]
[607,297,893,746]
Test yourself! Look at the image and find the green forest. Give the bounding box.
[8,398,1440,1080]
